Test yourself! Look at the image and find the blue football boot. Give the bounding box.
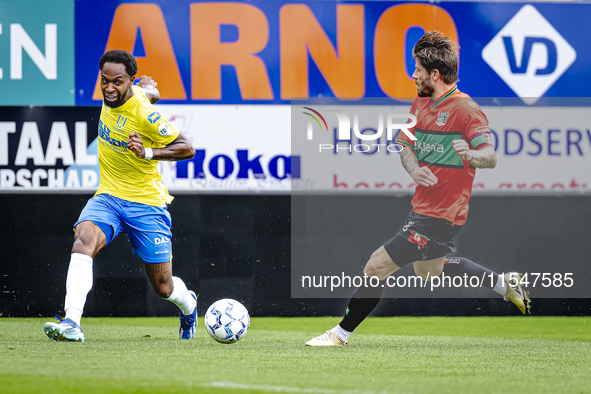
[44,315,85,342]
[179,291,198,339]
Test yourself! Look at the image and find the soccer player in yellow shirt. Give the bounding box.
[44,49,197,342]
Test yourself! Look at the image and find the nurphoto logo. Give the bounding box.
[302,107,417,153]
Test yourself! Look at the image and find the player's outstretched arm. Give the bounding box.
[452,140,497,169]
[128,132,195,161]
[400,147,438,187]
[136,75,160,104]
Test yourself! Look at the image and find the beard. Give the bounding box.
[103,84,131,108]
[416,81,435,98]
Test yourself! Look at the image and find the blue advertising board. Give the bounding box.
[74,0,591,105]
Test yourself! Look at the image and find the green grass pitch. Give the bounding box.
[1,316,590,393]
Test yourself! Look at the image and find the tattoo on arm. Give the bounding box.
[150,133,195,162]
[400,148,420,176]
[472,147,497,169]
[153,142,193,161]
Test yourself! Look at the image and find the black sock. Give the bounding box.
[339,258,499,333]
[443,257,499,289]
[339,281,384,332]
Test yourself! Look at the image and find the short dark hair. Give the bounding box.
[99,49,138,77]
[413,31,459,84]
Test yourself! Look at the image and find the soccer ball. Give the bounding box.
[204,299,250,344]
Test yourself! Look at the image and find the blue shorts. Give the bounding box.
[74,194,172,264]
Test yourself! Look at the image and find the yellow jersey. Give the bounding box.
[95,85,180,206]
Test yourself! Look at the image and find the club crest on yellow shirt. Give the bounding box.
[116,115,128,129]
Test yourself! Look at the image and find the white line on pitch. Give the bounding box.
[203,381,411,394]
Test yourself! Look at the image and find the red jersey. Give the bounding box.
[395,86,492,225]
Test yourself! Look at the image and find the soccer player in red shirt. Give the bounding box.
[306,31,530,347]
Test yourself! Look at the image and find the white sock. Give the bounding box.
[64,253,93,326]
[333,325,351,342]
[65,308,82,325]
[492,274,506,296]
[166,276,196,315]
